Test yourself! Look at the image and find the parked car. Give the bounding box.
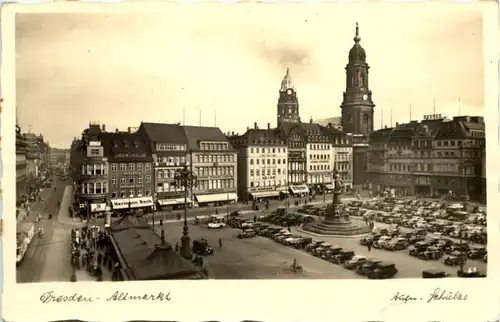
[366,262,398,279]
[422,269,449,278]
[343,255,367,270]
[384,237,408,251]
[207,221,226,229]
[444,251,467,266]
[237,229,256,239]
[192,238,214,255]
[331,249,355,264]
[467,247,487,259]
[355,258,382,276]
[241,221,254,229]
[373,236,391,249]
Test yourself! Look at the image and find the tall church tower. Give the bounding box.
[340,23,375,135]
[277,67,300,125]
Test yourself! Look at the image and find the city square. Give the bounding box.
[14,11,488,283]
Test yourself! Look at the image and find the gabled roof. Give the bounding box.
[369,127,394,143]
[434,120,469,139]
[277,121,303,138]
[413,119,442,138]
[139,122,188,145]
[183,126,236,151]
[232,128,286,147]
[102,132,152,161]
[389,121,420,142]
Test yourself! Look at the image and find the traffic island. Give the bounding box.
[303,170,371,237]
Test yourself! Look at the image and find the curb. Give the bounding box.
[296,228,369,239]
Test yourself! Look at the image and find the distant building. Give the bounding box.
[276,68,301,125]
[367,115,486,201]
[16,124,28,203]
[138,122,191,209]
[315,117,343,132]
[229,123,288,202]
[323,125,354,190]
[183,126,238,206]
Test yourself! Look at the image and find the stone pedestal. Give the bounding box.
[180,224,192,260]
[303,190,370,236]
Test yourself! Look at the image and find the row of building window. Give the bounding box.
[81,164,107,175]
[289,162,306,171]
[195,167,235,177]
[156,183,185,192]
[156,143,186,151]
[110,163,152,172]
[200,142,229,151]
[249,147,286,154]
[157,156,186,164]
[250,158,286,165]
[308,144,331,150]
[250,168,286,176]
[111,175,152,185]
[249,180,284,188]
[309,164,331,171]
[81,182,109,195]
[196,154,235,163]
[111,189,152,198]
[310,154,331,160]
[197,179,235,190]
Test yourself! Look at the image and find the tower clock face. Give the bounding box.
[287,89,292,95]
[362,94,368,101]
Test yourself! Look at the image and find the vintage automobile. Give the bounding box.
[296,237,313,249]
[384,237,408,251]
[229,218,245,228]
[408,234,426,245]
[323,245,343,260]
[207,221,226,229]
[237,229,256,239]
[192,238,214,255]
[436,238,454,252]
[284,235,302,246]
[355,258,382,276]
[343,255,367,270]
[366,262,398,279]
[450,241,471,253]
[312,246,328,257]
[444,251,467,266]
[467,247,487,259]
[277,234,291,244]
[331,249,355,264]
[457,270,486,278]
[373,236,392,249]
[408,241,429,256]
[422,269,449,278]
[241,221,255,229]
[305,240,324,252]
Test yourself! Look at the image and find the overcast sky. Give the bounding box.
[15,4,484,148]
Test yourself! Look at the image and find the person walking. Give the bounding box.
[367,240,372,252]
[175,242,179,252]
[218,238,222,248]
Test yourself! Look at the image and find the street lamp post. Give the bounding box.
[174,164,197,260]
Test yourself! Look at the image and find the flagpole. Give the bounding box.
[410,104,412,121]
[433,97,436,114]
[458,98,461,116]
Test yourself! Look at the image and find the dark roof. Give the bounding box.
[231,129,285,147]
[413,120,442,138]
[139,122,188,145]
[110,215,150,232]
[183,126,236,151]
[389,121,420,141]
[110,220,202,280]
[369,127,394,143]
[278,121,303,138]
[102,132,153,161]
[434,120,469,139]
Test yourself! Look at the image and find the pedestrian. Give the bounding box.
[160,219,163,226]
[175,242,179,252]
[288,226,291,233]
[218,238,222,248]
[97,252,103,266]
[367,242,372,252]
[253,215,257,223]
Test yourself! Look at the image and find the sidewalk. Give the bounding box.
[57,185,81,227]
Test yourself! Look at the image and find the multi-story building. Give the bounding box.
[184,126,238,206]
[16,124,28,203]
[75,124,110,217]
[24,133,41,182]
[303,121,332,194]
[103,129,155,214]
[367,114,486,201]
[230,123,288,202]
[50,148,68,166]
[323,126,354,190]
[70,137,84,182]
[139,122,190,209]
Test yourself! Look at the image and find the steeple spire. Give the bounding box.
[354,22,361,43]
[280,67,294,91]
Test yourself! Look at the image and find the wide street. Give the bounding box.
[17,180,106,283]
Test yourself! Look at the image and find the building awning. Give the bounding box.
[289,185,310,194]
[158,198,193,206]
[91,203,111,213]
[111,196,154,210]
[250,191,280,198]
[195,192,237,203]
[324,184,334,190]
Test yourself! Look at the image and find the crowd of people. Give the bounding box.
[70,225,121,282]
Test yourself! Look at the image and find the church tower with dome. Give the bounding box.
[340,23,375,136]
[277,67,301,125]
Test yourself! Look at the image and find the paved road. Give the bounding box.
[16,176,67,283]
[157,222,361,279]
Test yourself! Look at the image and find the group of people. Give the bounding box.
[70,225,119,282]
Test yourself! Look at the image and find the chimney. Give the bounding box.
[232,131,235,136]
[102,124,106,132]
[254,122,258,129]
[115,128,119,133]
[247,126,250,131]
[128,127,132,133]
[384,125,387,129]
[328,122,333,128]
[267,123,270,130]
[395,122,399,127]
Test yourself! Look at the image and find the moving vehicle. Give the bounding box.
[192,238,214,255]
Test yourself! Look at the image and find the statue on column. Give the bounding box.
[332,166,344,194]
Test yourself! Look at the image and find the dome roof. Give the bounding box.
[280,67,294,91]
[348,22,366,62]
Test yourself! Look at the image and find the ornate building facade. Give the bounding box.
[16,125,28,203]
[277,68,301,125]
